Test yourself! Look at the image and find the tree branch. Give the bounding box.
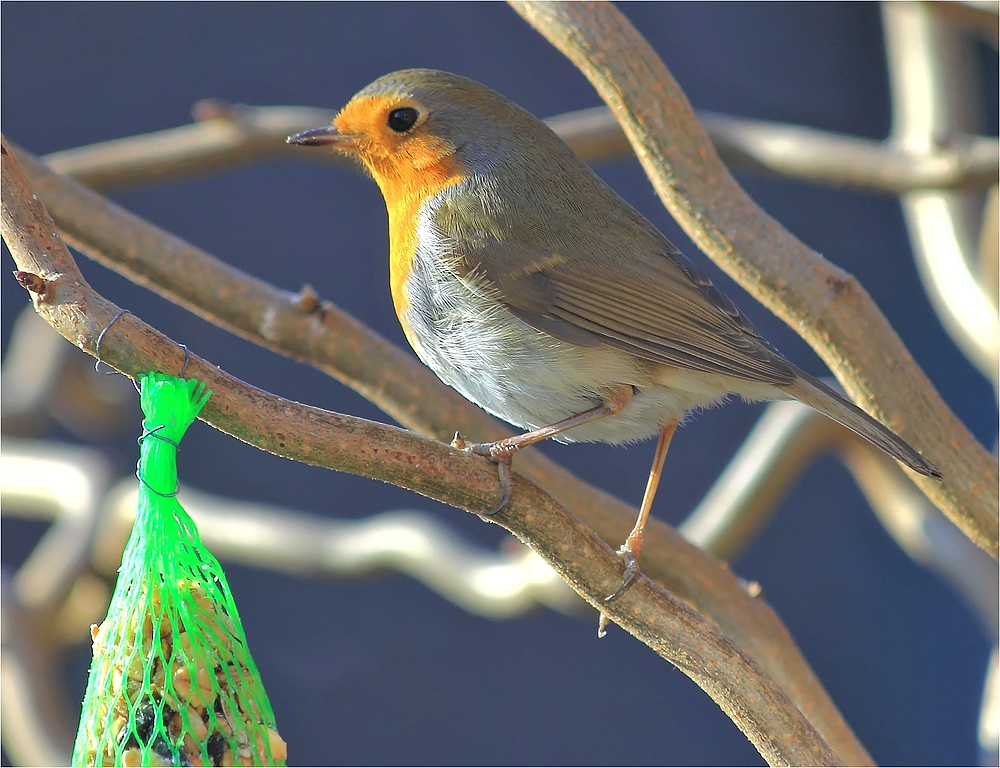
[2,134,843,767]
[698,112,998,193]
[10,142,874,763]
[44,101,997,195]
[509,0,998,557]
[43,102,345,191]
[547,106,999,192]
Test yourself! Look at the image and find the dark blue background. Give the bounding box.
[2,3,995,765]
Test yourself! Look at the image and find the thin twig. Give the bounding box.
[11,142,872,765]
[509,0,998,557]
[44,101,998,194]
[1,135,842,766]
[43,103,345,191]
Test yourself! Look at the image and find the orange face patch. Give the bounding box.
[333,94,467,325]
[333,94,463,199]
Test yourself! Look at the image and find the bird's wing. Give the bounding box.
[437,202,796,386]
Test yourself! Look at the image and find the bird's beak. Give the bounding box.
[286,125,357,148]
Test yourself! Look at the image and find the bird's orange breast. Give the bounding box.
[330,94,468,346]
[375,159,465,358]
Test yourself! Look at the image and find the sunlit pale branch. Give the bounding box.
[883,2,999,386]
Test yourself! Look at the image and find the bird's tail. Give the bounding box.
[780,372,942,479]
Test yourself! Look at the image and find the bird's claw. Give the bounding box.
[482,455,512,516]
[453,433,513,516]
[605,544,640,602]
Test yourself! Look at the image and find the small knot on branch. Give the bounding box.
[191,99,250,123]
[294,284,321,314]
[13,270,47,293]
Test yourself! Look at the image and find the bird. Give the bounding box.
[288,68,942,600]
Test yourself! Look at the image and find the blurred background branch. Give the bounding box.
[883,1,999,386]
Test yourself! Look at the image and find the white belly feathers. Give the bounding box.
[400,202,744,445]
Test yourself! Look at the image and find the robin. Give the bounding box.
[288,69,941,600]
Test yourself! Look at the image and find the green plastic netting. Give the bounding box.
[72,374,286,767]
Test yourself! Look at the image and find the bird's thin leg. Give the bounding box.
[606,419,677,601]
[453,384,633,515]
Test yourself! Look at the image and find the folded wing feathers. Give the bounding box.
[547,263,796,385]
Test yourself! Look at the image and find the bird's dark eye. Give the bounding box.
[387,107,419,133]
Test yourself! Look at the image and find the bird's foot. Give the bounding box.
[597,543,641,637]
[452,433,514,516]
[605,543,640,602]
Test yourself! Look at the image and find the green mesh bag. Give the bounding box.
[72,373,286,767]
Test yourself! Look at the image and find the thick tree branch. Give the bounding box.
[10,142,873,763]
[2,134,842,767]
[509,0,998,557]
